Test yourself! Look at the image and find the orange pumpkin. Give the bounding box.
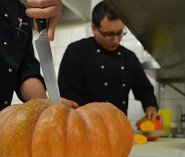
[134,134,147,144]
[0,99,133,157]
[136,116,163,141]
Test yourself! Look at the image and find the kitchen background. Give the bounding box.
[13,0,185,132]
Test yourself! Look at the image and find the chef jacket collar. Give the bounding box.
[93,37,121,54]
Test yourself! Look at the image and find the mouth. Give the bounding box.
[109,45,118,50]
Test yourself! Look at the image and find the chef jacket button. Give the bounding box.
[118,52,121,55]
[4,101,9,105]
[104,82,108,86]
[97,49,100,53]
[4,13,9,18]
[121,66,124,70]
[122,84,126,87]
[3,41,8,47]
[101,65,105,69]
[8,68,13,73]
[122,101,126,104]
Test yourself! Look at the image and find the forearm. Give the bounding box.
[19,77,48,102]
[19,78,79,109]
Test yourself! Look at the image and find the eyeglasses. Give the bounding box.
[97,28,127,40]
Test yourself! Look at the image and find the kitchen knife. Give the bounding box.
[34,19,60,103]
[134,130,166,137]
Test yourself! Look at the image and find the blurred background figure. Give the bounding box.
[58,1,158,120]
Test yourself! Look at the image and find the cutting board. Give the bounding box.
[129,138,185,157]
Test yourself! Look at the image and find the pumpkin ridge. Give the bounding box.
[79,105,112,156]
[77,106,112,157]
[66,109,89,157]
[87,103,124,157]
[75,108,94,157]
[30,99,53,155]
[88,103,133,157]
[0,105,20,127]
[31,103,71,156]
[66,109,73,156]
[0,99,51,156]
[112,107,133,157]
[66,108,74,157]
[0,105,20,156]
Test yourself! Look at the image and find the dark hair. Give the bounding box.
[92,1,119,28]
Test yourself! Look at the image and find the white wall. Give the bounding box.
[12,0,185,131]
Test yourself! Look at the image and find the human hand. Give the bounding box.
[60,98,79,109]
[25,0,62,41]
[145,106,158,121]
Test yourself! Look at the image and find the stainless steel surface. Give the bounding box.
[35,29,60,103]
[59,0,91,24]
[176,105,183,134]
[171,105,185,138]
[144,69,185,83]
[168,84,185,97]
[104,0,185,83]
[172,133,185,138]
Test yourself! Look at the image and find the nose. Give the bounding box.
[112,35,121,44]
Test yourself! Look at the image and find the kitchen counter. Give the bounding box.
[129,138,185,157]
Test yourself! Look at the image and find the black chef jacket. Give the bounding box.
[0,0,44,109]
[58,37,158,115]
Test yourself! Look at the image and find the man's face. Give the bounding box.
[92,17,125,52]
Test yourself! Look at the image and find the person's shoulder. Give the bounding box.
[119,45,137,56]
[68,37,93,47]
[65,37,94,56]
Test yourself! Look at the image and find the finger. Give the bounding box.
[151,114,156,121]
[152,112,158,121]
[27,0,56,8]
[47,16,59,41]
[147,111,156,120]
[147,112,152,120]
[32,17,57,41]
[25,6,60,19]
[32,18,38,31]
[31,17,56,40]
[60,98,79,109]
[157,115,163,124]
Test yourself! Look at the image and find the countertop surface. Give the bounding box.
[129,138,185,157]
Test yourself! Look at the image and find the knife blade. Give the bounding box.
[134,130,165,137]
[34,19,60,103]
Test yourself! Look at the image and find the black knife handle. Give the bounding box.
[36,19,47,32]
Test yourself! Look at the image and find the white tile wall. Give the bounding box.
[12,0,185,130]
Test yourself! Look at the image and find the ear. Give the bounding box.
[91,24,96,35]
[91,24,96,30]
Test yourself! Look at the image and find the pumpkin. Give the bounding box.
[134,134,147,144]
[137,120,154,131]
[0,99,133,157]
[136,116,163,141]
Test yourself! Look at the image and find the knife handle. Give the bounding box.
[36,19,47,32]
